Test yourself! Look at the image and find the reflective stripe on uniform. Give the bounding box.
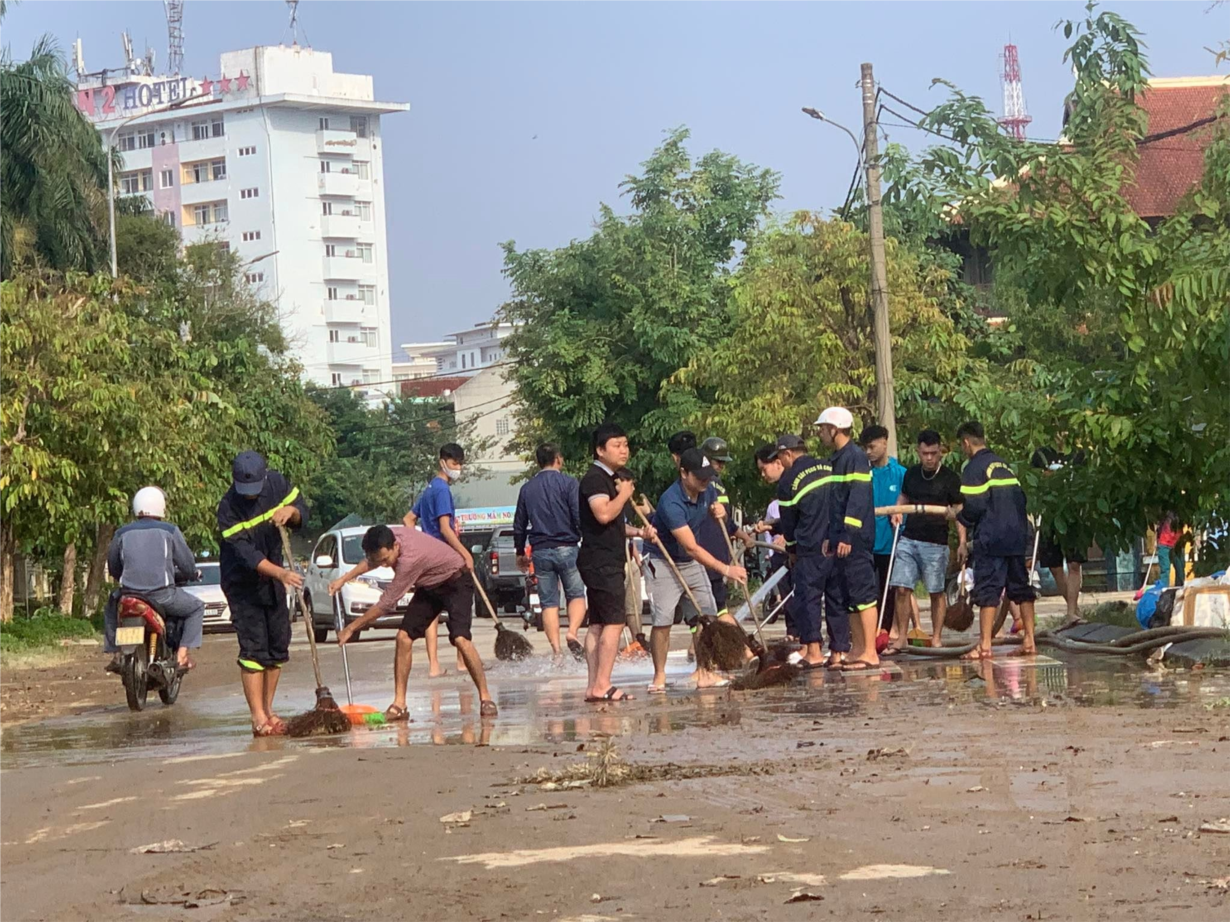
[221,487,301,539]
[960,478,1021,496]
[778,475,838,507]
[831,472,872,483]
[844,516,863,528]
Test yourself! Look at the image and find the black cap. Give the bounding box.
[701,436,733,463]
[679,447,718,480]
[774,433,806,454]
[667,430,697,456]
[232,450,268,496]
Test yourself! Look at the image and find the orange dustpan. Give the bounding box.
[341,704,385,726]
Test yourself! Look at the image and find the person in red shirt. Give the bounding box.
[330,524,496,720]
[1156,512,1185,588]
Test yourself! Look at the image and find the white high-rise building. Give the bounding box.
[75,43,408,392]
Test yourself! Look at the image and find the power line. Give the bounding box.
[335,392,514,439]
[339,399,514,456]
[319,361,515,393]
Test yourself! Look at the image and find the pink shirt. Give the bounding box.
[376,526,465,611]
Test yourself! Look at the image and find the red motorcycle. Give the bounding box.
[114,595,185,710]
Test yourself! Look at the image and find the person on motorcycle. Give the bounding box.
[103,486,204,674]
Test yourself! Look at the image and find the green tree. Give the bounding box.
[500,128,779,493]
[0,24,111,278]
[675,213,982,506]
[114,199,180,285]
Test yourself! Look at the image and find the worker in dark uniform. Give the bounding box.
[955,421,1037,660]
[217,450,309,737]
[698,437,754,617]
[818,407,880,672]
[774,433,845,669]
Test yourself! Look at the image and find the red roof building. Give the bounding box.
[399,376,469,400]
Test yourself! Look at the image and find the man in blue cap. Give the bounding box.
[217,450,309,737]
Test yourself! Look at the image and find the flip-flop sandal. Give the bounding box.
[825,659,846,670]
[696,679,732,690]
[741,656,762,679]
[646,685,668,695]
[841,660,881,673]
[252,722,287,738]
[567,638,585,659]
[383,704,411,722]
[480,700,499,717]
[585,686,633,702]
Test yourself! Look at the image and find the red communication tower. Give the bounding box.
[998,43,1032,140]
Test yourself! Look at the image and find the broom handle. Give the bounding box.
[278,525,324,689]
[333,594,354,705]
[630,502,705,614]
[874,503,953,517]
[880,522,903,616]
[740,577,767,650]
[470,569,504,625]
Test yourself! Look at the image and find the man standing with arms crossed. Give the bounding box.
[577,424,655,702]
[404,443,469,677]
[955,421,1037,660]
[817,407,881,672]
[217,451,309,737]
[513,443,585,661]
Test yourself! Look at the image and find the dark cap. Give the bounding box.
[667,430,697,456]
[701,436,733,463]
[774,433,806,454]
[679,447,718,481]
[232,450,268,496]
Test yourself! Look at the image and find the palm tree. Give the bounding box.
[1,8,112,279]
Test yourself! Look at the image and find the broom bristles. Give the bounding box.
[732,662,801,691]
[494,623,534,661]
[285,706,352,737]
[946,599,975,632]
[695,619,751,672]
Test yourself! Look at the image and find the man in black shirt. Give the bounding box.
[886,430,966,651]
[577,423,655,702]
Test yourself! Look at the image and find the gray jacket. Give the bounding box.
[108,517,197,592]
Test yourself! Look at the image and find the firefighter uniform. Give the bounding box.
[828,440,878,614]
[217,467,309,672]
[957,447,1036,608]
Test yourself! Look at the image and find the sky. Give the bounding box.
[5,1,1221,353]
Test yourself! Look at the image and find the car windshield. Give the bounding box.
[341,536,365,565]
[195,564,221,585]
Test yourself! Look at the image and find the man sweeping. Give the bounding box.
[645,448,752,692]
[699,436,756,618]
[774,433,846,669]
[955,421,1038,660]
[331,524,496,719]
[217,451,309,737]
[403,442,469,677]
[817,407,881,672]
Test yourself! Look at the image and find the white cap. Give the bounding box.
[814,406,854,429]
[132,486,166,518]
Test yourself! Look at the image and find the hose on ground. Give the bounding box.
[895,625,1227,659]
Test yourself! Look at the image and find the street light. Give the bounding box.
[801,107,862,164]
[105,95,222,277]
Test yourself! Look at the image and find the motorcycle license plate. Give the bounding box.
[115,626,145,646]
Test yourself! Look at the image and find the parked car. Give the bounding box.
[184,561,233,633]
[304,525,415,642]
[472,528,532,616]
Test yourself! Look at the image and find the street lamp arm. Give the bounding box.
[801,106,862,163]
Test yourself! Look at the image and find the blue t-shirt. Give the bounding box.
[650,480,718,563]
[871,457,906,554]
[411,477,455,540]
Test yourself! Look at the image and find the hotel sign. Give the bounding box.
[75,72,252,122]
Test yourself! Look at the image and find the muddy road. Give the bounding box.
[2,619,1229,921]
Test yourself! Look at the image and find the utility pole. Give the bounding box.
[860,62,897,458]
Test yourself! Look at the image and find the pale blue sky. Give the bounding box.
[5,1,1219,349]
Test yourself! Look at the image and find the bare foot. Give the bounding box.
[928,636,943,648]
[1007,645,1037,658]
[428,667,449,678]
[960,646,990,661]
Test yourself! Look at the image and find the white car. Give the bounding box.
[184,561,233,633]
[304,525,416,642]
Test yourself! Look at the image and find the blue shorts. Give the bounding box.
[971,555,1036,608]
[533,545,586,610]
[888,537,950,595]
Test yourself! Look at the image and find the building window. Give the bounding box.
[185,160,224,184]
[244,272,264,284]
[327,286,339,301]
[242,230,261,242]
[461,353,467,370]
[355,161,370,180]
[318,117,330,130]
[191,201,228,226]
[117,132,135,152]
[331,372,342,386]
[191,116,224,140]
[159,211,176,227]
[360,327,378,348]
[362,369,380,384]
[350,116,368,138]
[159,169,174,189]
[120,170,152,194]
[359,284,376,305]
[211,159,226,181]
[137,130,155,150]
[319,160,331,173]
[496,418,510,437]
[238,145,257,156]
[329,329,340,343]
[356,201,372,221]
[322,202,333,216]
[325,244,337,257]
[240,187,259,199]
[357,243,373,264]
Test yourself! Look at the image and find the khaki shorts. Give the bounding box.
[645,557,716,628]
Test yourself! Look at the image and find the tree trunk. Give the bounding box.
[58,542,78,616]
[82,523,115,617]
[0,520,14,623]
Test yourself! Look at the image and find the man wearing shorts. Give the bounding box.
[645,448,750,691]
[1031,446,1087,625]
[217,451,309,737]
[514,443,585,660]
[577,423,655,702]
[333,524,496,719]
[956,421,1037,659]
[887,429,966,652]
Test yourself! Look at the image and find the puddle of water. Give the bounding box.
[3,650,1228,770]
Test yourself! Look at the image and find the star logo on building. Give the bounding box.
[219,74,232,93]
[199,75,213,95]
[236,71,251,91]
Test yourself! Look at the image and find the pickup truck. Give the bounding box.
[471,527,534,617]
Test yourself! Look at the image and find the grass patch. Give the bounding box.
[1080,601,1138,629]
[0,609,100,654]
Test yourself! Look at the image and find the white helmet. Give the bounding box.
[133,486,166,518]
[814,406,854,429]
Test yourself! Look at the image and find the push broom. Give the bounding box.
[471,573,534,661]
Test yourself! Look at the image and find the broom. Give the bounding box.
[619,541,650,659]
[472,572,534,661]
[631,502,750,673]
[278,527,352,738]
